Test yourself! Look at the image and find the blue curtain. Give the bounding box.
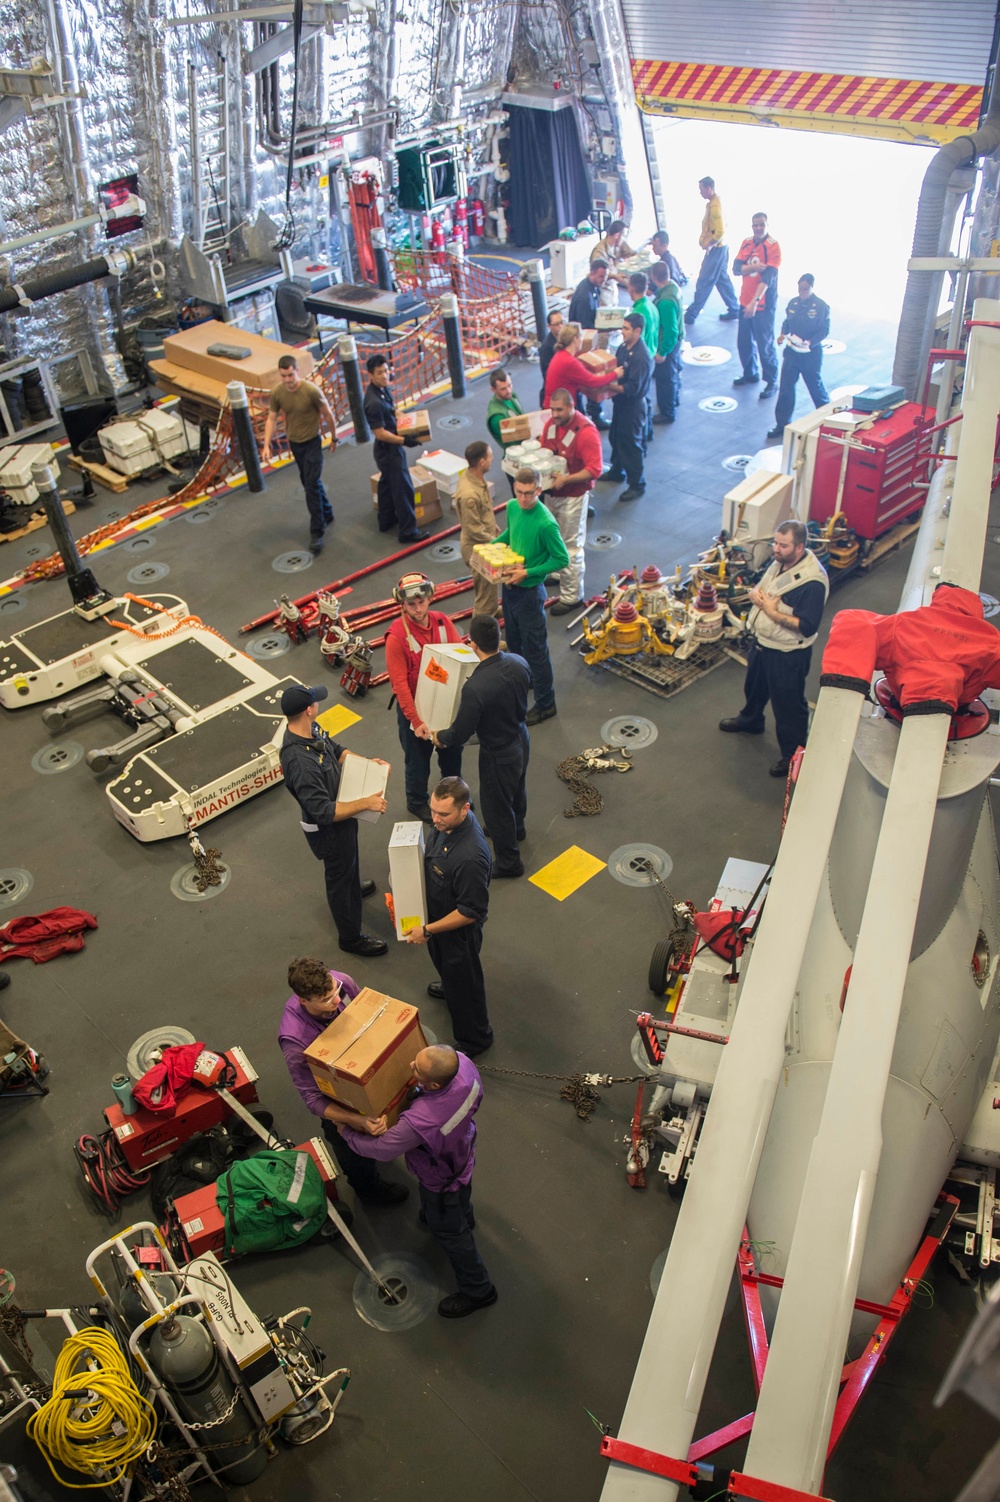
[505,104,592,247]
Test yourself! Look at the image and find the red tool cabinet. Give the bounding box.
[809,403,931,540]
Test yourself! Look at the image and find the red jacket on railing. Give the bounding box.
[820,584,1000,713]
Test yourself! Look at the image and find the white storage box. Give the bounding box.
[337,753,389,824]
[100,411,186,475]
[413,641,480,732]
[0,443,59,502]
[417,449,466,499]
[595,306,625,330]
[388,821,427,940]
[547,233,600,291]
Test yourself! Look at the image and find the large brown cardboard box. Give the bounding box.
[303,988,426,1116]
[370,467,442,527]
[163,321,315,391]
[149,358,230,408]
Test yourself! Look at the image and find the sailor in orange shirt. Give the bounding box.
[732,212,782,398]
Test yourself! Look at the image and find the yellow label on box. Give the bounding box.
[318,704,362,736]
[530,845,607,901]
[315,1076,339,1097]
[400,915,422,932]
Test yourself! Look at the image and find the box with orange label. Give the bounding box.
[303,988,426,1117]
[398,408,431,440]
[413,641,480,731]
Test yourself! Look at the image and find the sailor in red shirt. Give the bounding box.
[540,388,604,612]
[732,212,782,397]
[385,573,464,819]
[543,324,615,408]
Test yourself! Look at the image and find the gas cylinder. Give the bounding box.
[469,198,484,238]
[454,198,469,248]
[147,1315,266,1483]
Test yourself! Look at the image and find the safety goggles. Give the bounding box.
[397,578,434,601]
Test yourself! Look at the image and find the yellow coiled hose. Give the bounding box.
[27,1326,157,1487]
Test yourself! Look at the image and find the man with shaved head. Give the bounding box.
[337,1044,497,1318]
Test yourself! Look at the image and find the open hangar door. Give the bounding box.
[616,0,996,344]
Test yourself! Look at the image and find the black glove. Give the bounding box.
[403,433,423,448]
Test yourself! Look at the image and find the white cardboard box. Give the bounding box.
[417,449,467,499]
[337,753,389,823]
[413,642,480,732]
[388,821,427,940]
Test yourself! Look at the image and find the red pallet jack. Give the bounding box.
[600,1193,959,1498]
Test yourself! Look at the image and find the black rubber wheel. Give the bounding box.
[648,937,674,996]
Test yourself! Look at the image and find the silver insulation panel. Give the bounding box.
[0,0,604,382]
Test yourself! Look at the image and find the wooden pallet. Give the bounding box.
[0,498,75,545]
[66,454,129,492]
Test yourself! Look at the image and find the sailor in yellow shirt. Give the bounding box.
[684,176,740,327]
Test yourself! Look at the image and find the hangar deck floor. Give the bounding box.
[2,307,997,1501]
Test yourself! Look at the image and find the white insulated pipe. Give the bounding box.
[941,297,1000,592]
[743,710,950,1493]
[600,686,865,1502]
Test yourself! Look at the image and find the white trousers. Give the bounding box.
[546,490,588,603]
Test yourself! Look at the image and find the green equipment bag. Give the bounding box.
[216,1149,327,1255]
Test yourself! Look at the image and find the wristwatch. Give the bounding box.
[422,924,431,939]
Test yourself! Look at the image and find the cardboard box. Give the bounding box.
[304,988,426,1116]
[398,408,431,440]
[388,820,427,940]
[149,358,230,408]
[370,467,442,527]
[579,348,618,377]
[499,412,532,444]
[338,752,389,823]
[416,448,466,499]
[163,320,315,391]
[413,641,480,731]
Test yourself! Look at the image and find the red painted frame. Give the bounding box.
[687,1193,959,1468]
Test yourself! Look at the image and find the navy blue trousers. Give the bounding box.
[289,436,333,541]
[502,582,555,711]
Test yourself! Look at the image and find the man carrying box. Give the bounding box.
[338,1044,497,1318]
[434,614,531,879]
[279,683,389,958]
[385,573,464,821]
[495,468,569,726]
[404,777,494,1056]
[485,367,524,450]
[363,352,430,545]
[453,441,501,619]
[278,956,409,1206]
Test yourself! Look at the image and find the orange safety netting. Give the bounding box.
[392,251,525,370]
[9,268,528,588]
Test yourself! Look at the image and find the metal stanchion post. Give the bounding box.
[226,382,264,494]
[441,292,467,400]
[339,334,372,444]
[527,258,548,342]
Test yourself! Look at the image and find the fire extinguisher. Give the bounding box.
[430,214,446,266]
[469,197,484,238]
[454,198,469,248]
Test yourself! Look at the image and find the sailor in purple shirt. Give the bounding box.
[339,1043,498,1319]
[277,955,409,1206]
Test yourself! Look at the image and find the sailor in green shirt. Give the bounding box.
[628,271,660,356]
[495,466,570,725]
[486,368,525,446]
[649,259,683,425]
